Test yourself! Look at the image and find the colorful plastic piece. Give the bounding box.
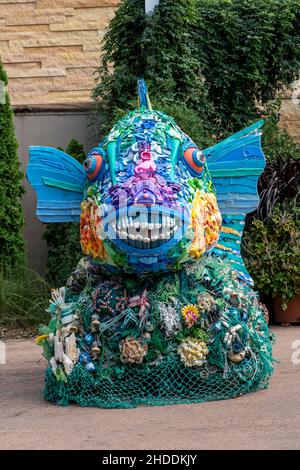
[28,80,274,408]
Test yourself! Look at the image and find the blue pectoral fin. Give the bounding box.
[204,120,266,284]
[26,146,86,222]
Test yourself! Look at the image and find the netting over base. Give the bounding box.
[44,352,272,409]
[38,256,275,409]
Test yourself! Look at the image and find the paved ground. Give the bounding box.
[0,326,299,450]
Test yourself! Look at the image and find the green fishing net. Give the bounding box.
[38,255,275,408]
[44,351,273,409]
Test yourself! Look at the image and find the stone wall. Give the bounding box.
[1,0,299,139]
[0,0,119,108]
[279,80,300,142]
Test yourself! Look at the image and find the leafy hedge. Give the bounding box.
[243,201,300,308]
[196,0,300,131]
[93,0,300,136]
[0,59,25,273]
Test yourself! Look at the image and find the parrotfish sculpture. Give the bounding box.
[27,80,274,408]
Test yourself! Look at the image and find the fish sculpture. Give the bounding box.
[27,80,274,408]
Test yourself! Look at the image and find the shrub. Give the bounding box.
[93,0,212,137]
[43,139,86,286]
[93,0,300,136]
[243,201,300,309]
[196,0,300,131]
[0,59,25,273]
[0,267,50,327]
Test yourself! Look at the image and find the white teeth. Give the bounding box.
[113,214,182,245]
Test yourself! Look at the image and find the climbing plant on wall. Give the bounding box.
[196,0,300,132]
[93,0,300,135]
[0,59,25,273]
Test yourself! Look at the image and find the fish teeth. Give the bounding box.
[128,233,136,240]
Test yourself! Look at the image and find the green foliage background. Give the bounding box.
[0,59,25,273]
[93,0,300,136]
[92,0,300,307]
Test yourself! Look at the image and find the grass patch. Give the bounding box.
[0,268,51,328]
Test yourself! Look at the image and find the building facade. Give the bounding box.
[0,0,299,271]
[0,0,119,108]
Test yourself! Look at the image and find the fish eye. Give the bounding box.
[182,147,206,176]
[83,151,105,182]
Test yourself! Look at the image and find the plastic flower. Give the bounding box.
[197,292,216,313]
[119,337,148,364]
[181,304,200,328]
[35,334,49,345]
[177,337,209,367]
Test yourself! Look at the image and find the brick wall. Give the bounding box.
[0,0,119,108]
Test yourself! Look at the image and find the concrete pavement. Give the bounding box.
[0,326,299,450]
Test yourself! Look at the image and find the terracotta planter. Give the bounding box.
[273,295,300,324]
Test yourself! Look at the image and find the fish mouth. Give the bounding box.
[106,205,190,251]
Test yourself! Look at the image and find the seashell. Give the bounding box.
[142,332,151,340]
[69,324,79,334]
[54,335,64,362]
[228,350,246,363]
[48,333,54,342]
[62,353,74,375]
[65,333,77,362]
[91,341,101,355]
[49,357,57,374]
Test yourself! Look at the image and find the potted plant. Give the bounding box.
[243,200,300,325]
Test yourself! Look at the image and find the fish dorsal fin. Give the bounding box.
[204,120,266,284]
[138,79,152,111]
